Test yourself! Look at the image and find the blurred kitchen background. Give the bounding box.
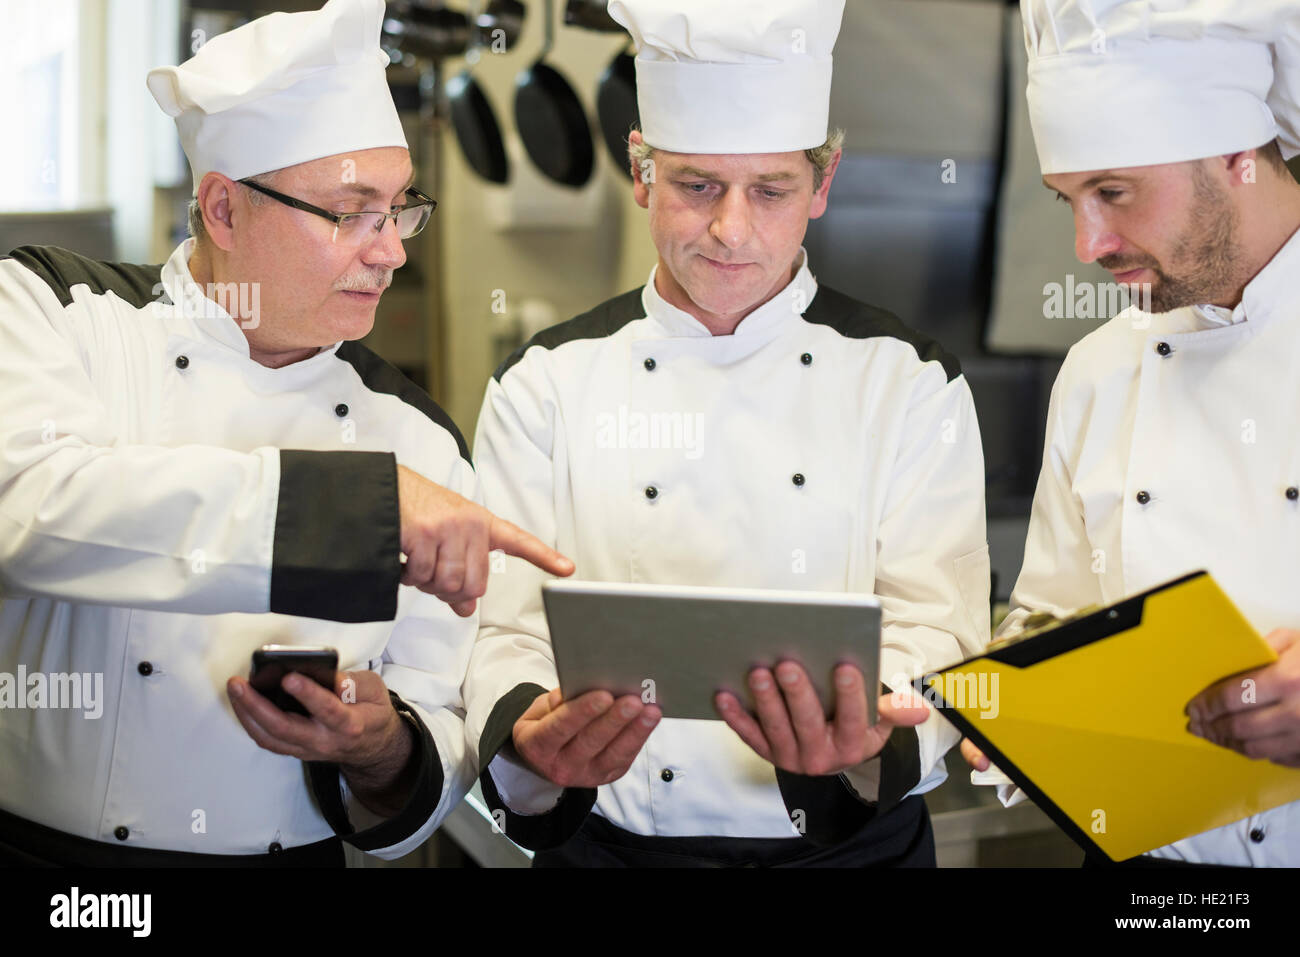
[4,0,1297,866]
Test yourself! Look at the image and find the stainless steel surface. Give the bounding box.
[440,783,532,868]
[924,754,1083,866]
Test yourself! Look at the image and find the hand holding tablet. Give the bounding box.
[715,661,929,776]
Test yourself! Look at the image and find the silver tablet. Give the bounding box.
[542,579,881,723]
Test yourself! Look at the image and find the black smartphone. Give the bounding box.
[249,646,339,716]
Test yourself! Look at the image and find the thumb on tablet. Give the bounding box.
[877,691,930,728]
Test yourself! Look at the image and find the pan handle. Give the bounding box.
[466,0,482,65]
[539,0,555,60]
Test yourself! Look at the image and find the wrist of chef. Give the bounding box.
[840,754,883,803]
[487,746,565,814]
[340,707,421,818]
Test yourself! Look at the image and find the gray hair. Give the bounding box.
[628,127,846,192]
[187,169,282,245]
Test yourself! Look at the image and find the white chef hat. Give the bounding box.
[147,0,407,193]
[607,0,845,154]
[1022,0,1300,175]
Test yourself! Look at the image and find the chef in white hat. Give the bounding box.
[0,0,569,865]
[463,0,992,866]
[964,0,1300,866]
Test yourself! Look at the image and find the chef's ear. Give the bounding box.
[195,172,238,252]
[808,148,842,221]
[1220,149,1262,189]
[629,130,652,210]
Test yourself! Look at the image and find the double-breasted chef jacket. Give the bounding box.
[995,225,1300,866]
[464,252,993,853]
[0,240,478,863]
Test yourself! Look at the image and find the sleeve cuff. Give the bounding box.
[488,751,565,813]
[306,690,445,852]
[270,450,401,623]
[971,766,1030,808]
[476,682,596,851]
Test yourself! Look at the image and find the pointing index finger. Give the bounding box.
[488,515,575,577]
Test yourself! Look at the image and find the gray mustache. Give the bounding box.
[334,271,393,292]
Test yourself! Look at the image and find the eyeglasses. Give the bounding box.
[237,179,437,245]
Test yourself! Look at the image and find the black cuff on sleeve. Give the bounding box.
[306,690,445,852]
[877,721,922,810]
[774,769,874,847]
[477,682,596,851]
[774,685,924,847]
[271,450,401,623]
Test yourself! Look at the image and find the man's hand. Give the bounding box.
[960,738,990,772]
[1187,628,1300,769]
[511,688,661,788]
[397,464,575,617]
[714,662,930,776]
[227,669,417,816]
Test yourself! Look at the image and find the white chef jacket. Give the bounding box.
[987,225,1300,866]
[0,240,478,859]
[464,252,991,844]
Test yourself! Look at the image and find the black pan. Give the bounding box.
[478,0,526,51]
[382,1,470,61]
[563,0,622,32]
[595,45,638,178]
[448,0,509,183]
[448,72,509,183]
[514,0,594,187]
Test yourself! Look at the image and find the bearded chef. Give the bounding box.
[461,0,993,866]
[0,0,569,865]
[964,0,1300,867]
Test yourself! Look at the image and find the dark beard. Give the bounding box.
[1100,164,1244,314]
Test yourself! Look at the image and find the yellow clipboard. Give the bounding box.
[915,571,1300,862]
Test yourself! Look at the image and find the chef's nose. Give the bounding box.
[709,186,754,250]
[362,215,407,269]
[1074,207,1122,265]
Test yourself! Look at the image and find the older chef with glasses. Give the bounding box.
[0,0,569,866]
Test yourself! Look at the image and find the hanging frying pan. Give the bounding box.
[382,1,470,61]
[478,0,526,51]
[514,0,595,187]
[595,43,638,178]
[447,0,510,183]
[562,0,621,32]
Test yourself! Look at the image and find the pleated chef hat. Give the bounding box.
[1022,0,1300,175]
[607,0,846,153]
[147,0,407,193]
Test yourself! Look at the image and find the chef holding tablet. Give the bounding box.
[463,0,992,866]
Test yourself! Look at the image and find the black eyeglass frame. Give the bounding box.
[236,178,438,239]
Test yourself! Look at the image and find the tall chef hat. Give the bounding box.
[147,0,407,192]
[607,0,846,154]
[1022,0,1300,175]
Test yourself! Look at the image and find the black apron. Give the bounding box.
[0,805,345,867]
[532,794,934,868]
